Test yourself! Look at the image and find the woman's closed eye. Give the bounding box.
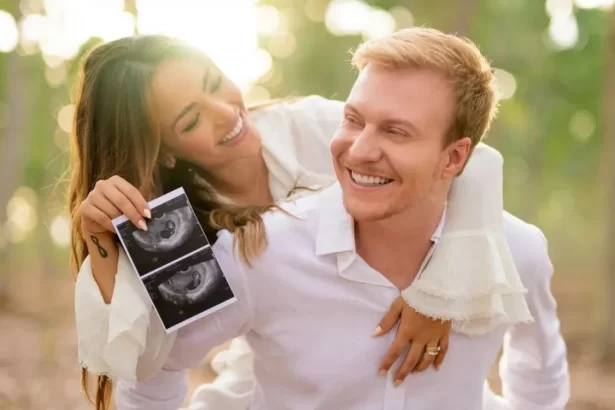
[209,75,222,93]
[182,113,200,133]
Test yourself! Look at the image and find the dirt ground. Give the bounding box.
[0,273,614,410]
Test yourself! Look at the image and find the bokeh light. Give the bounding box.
[49,213,70,247]
[569,110,596,142]
[574,0,615,8]
[245,84,272,105]
[362,8,396,40]
[0,10,19,53]
[251,48,274,81]
[54,128,69,151]
[20,13,47,43]
[56,104,74,133]
[135,0,260,91]
[325,1,395,39]
[493,69,518,100]
[257,5,281,35]
[304,0,328,22]
[268,31,297,59]
[389,6,414,29]
[548,14,579,49]
[6,185,39,243]
[45,63,67,87]
[325,0,372,36]
[546,0,574,18]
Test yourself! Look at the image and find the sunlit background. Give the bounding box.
[0,0,614,409]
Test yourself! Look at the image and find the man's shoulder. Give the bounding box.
[503,211,551,288]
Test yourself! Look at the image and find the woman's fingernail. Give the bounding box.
[379,369,387,377]
[371,326,382,337]
[143,209,151,219]
[138,220,148,231]
[394,380,402,387]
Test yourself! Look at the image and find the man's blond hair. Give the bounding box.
[352,27,499,148]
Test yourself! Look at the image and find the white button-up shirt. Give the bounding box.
[115,184,569,410]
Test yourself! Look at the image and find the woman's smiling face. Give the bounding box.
[150,58,263,171]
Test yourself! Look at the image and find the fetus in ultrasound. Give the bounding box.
[157,259,222,306]
[131,205,196,252]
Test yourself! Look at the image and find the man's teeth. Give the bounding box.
[351,171,392,186]
[222,116,243,143]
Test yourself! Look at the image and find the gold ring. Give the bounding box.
[425,345,441,356]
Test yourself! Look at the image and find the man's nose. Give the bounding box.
[347,129,382,162]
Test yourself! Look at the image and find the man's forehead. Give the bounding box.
[347,65,454,123]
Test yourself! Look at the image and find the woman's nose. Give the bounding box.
[205,98,237,123]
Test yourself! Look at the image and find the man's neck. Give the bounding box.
[354,199,446,289]
[205,153,273,206]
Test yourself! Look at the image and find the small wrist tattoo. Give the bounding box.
[90,235,109,258]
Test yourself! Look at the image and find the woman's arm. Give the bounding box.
[82,231,119,303]
[75,175,156,378]
[75,246,162,379]
[79,175,151,302]
[114,230,254,408]
[400,143,532,333]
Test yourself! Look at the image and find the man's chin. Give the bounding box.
[342,199,391,223]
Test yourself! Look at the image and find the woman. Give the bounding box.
[69,35,529,410]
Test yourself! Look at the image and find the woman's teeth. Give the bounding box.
[221,116,244,143]
[351,171,392,186]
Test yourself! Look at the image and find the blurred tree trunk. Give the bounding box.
[601,7,615,366]
[0,3,25,308]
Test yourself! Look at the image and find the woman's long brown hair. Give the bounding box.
[68,35,282,410]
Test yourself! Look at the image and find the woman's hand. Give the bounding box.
[374,296,451,385]
[79,175,151,236]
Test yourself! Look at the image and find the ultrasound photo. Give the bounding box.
[143,246,236,331]
[114,189,209,276]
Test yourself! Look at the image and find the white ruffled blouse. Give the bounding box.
[74,95,532,384]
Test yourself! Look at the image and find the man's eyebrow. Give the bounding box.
[386,118,421,134]
[345,103,422,134]
[344,103,359,113]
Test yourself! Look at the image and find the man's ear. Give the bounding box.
[441,137,472,178]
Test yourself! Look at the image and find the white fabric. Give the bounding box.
[114,184,569,410]
[74,95,538,407]
[402,146,533,335]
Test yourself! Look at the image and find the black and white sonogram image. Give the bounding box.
[115,191,209,276]
[143,246,236,331]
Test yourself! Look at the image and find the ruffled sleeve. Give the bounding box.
[400,143,534,336]
[75,247,172,380]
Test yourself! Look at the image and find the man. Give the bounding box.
[117,28,569,409]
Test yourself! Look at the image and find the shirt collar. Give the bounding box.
[315,183,446,257]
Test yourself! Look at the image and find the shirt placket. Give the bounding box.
[383,358,407,410]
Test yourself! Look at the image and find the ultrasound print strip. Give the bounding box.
[114,188,210,276]
[143,246,236,332]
